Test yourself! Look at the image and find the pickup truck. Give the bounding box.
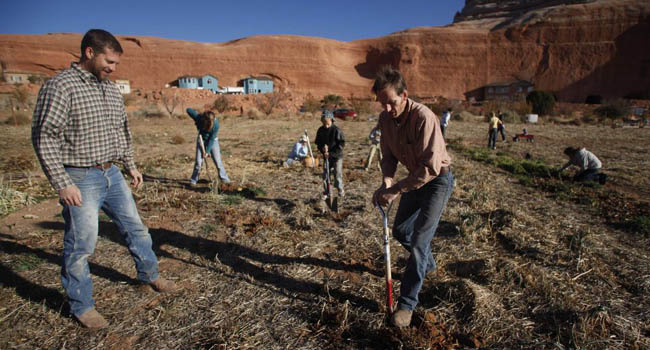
[333,109,357,120]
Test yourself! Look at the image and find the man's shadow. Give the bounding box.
[32,218,381,312]
[144,228,379,311]
[150,227,380,310]
[0,233,139,315]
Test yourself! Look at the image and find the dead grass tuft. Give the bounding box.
[1,116,649,349]
[170,134,185,144]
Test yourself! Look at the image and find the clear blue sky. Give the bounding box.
[1,0,466,42]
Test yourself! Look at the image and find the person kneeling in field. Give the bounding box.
[559,146,607,184]
[187,108,231,185]
[283,135,314,167]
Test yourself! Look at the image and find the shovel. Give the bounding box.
[375,201,394,315]
[198,135,219,191]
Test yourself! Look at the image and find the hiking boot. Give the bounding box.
[391,308,413,328]
[150,277,179,293]
[76,308,108,329]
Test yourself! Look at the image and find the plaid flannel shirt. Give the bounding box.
[32,62,136,191]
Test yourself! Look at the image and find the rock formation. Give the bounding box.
[0,0,648,102]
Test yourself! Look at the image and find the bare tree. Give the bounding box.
[213,95,230,113]
[161,90,181,118]
[255,89,291,116]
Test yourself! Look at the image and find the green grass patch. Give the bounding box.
[221,194,242,206]
[201,223,217,234]
[629,216,650,236]
[12,253,45,272]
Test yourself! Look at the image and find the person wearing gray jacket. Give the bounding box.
[559,147,607,184]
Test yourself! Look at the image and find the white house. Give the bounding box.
[115,80,131,94]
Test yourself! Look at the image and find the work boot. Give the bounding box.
[150,277,179,293]
[76,308,109,329]
[391,308,413,328]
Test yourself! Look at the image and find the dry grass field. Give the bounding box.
[0,111,649,349]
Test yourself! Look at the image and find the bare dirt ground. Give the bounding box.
[1,112,649,349]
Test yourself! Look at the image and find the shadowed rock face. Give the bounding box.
[0,0,647,102]
[453,0,596,23]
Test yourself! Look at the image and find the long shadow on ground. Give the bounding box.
[149,227,380,312]
[31,222,380,313]
[0,233,139,314]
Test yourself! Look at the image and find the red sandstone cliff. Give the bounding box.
[0,0,648,102]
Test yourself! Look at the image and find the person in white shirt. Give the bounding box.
[441,108,451,138]
[284,135,310,167]
[559,147,607,184]
[364,124,382,171]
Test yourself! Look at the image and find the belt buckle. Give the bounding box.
[95,162,111,170]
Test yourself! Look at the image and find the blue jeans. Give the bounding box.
[62,165,159,317]
[322,157,344,193]
[393,170,454,311]
[191,138,230,184]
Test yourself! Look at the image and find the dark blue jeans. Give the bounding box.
[573,168,601,182]
[393,170,454,311]
[488,129,497,149]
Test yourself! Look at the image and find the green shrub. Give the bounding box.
[321,94,344,111]
[526,91,555,116]
[594,99,629,119]
[302,93,321,113]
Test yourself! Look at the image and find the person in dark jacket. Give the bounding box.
[187,108,231,185]
[315,110,345,198]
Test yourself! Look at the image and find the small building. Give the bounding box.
[199,74,219,93]
[3,71,32,84]
[115,79,131,94]
[484,80,535,101]
[239,76,274,94]
[177,74,219,93]
[178,76,200,89]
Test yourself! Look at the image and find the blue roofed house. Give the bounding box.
[199,74,219,93]
[177,74,219,93]
[178,76,199,89]
[240,76,274,94]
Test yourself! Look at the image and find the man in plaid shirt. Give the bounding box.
[32,29,178,329]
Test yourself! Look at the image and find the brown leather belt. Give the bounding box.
[92,162,113,170]
[439,166,450,175]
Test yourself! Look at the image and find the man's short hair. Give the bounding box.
[372,66,407,95]
[564,146,578,156]
[81,29,123,59]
